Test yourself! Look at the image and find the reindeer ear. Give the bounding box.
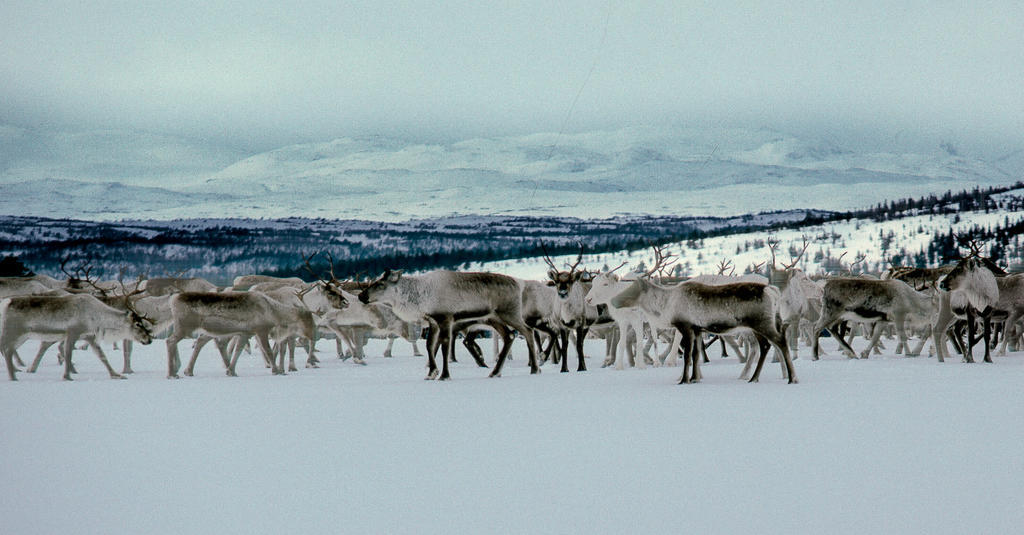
[547,270,558,281]
[388,270,404,282]
[573,271,584,282]
[546,280,556,287]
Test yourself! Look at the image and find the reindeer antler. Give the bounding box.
[607,261,629,274]
[565,242,584,274]
[781,235,810,270]
[767,236,780,268]
[716,258,735,276]
[645,245,678,278]
[539,242,559,273]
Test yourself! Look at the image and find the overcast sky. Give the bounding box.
[2,1,1023,153]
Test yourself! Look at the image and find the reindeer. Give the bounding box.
[165,291,320,378]
[540,244,606,373]
[0,278,55,299]
[231,274,305,291]
[584,249,679,371]
[584,263,660,370]
[766,236,815,359]
[810,278,936,360]
[141,276,219,296]
[936,246,1002,363]
[610,277,796,384]
[1,293,153,381]
[358,269,539,380]
[993,273,1024,356]
[519,279,568,366]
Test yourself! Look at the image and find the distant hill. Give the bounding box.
[2,124,1020,221]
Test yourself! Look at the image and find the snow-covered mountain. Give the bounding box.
[2,124,1020,220]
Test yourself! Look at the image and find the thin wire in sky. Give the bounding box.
[527,1,615,203]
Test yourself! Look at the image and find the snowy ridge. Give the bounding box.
[2,124,1020,221]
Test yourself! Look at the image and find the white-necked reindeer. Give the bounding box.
[766,236,814,359]
[1,293,153,381]
[584,249,680,371]
[358,269,539,380]
[585,265,657,370]
[936,249,1002,363]
[609,276,796,384]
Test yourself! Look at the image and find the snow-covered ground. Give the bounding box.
[473,207,1024,280]
[3,335,1023,534]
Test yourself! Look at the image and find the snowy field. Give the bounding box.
[3,335,1024,534]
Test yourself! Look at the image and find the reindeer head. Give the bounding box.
[117,273,154,345]
[541,242,585,299]
[303,252,349,310]
[359,269,404,305]
[939,237,1004,292]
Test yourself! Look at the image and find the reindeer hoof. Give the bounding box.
[167,374,180,379]
[183,370,194,377]
[112,374,126,380]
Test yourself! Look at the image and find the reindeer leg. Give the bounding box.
[861,322,885,359]
[62,332,79,381]
[982,312,993,363]
[87,338,125,379]
[425,318,441,379]
[691,330,704,382]
[3,347,16,381]
[288,338,298,372]
[121,339,134,374]
[185,336,213,377]
[438,320,454,381]
[964,310,977,363]
[28,341,57,373]
[305,338,319,368]
[166,335,182,379]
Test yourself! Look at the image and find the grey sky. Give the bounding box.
[2,1,1022,153]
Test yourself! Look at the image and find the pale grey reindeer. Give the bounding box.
[992,273,1024,356]
[141,276,219,296]
[584,267,659,370]
[766,236,816,359]
[810,278,936,360]
[518,279,565,365]
[1,293,153,381]
[936,250,1003,363]
[610,277,797,384]
[231,274,305,291]
[881,265,953,357]
[583,251,681,371]
[358,269,540,380]
[166,291,323,378]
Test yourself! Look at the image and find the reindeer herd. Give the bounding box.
[1,237,1021,384]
